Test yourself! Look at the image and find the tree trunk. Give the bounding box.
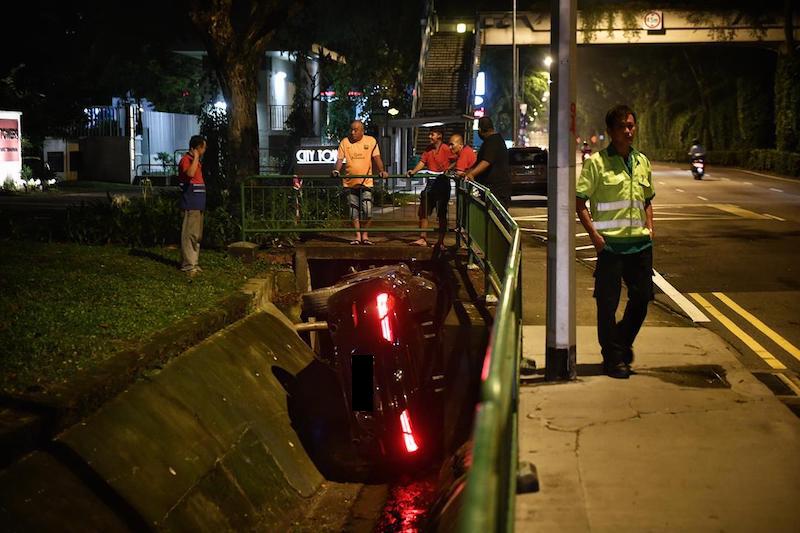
[217,56,261,187]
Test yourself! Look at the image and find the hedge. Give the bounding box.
[643,149,800,177]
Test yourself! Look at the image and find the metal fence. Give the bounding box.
[456,181,521,533]
[240,173,458,240]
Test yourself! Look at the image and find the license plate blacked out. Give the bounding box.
[352,354,374,411]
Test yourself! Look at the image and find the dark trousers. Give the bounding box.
[594,246,654,365]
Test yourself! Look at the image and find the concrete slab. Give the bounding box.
[517,326,800,532]
[2,310,328,530]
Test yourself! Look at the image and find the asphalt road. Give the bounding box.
[510,161,800,378]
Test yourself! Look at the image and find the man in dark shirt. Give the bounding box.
[464,117,512,208]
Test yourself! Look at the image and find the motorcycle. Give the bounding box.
[301,264,447,463]
[691,157,705,180]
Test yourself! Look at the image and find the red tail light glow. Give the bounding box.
[376,292,394,343]
[399,409,419,453]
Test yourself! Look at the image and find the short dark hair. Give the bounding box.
[189,135,206,149]
[478,117,494,132]
[605,105,637,130]
[430,126,445,137]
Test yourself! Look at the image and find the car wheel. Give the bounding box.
[301,284,348,317]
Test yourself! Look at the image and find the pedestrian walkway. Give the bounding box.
[516,325,800,532]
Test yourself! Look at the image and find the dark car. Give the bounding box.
[509,146,548,196]
[301,264,448,463]
[21,157,56,182]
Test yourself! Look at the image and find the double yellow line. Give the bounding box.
[688,292,800,374]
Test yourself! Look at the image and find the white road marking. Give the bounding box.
[651,270,709,323]
[576,232,589,237]
[675,188,685,193]
[763,213,786,221]
[658,181,666,185]
[514,215,549,221]
[520,227,547,232]
[583,257,598,262]
[769,187,784,193]
[738,168,800,184]
[697,196,708,201]
[575,245,595,251]
[744,182,752,186]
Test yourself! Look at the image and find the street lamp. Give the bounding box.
[544,56,553,68]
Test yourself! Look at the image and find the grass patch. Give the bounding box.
[0,240,273,395]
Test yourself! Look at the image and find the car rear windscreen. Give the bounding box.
[510,150,547,165]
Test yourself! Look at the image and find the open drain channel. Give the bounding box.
[295,255,491,530]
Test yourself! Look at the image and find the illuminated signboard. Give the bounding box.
[295,147,337,165]
[0,118,21,162]
[293,145,338,176]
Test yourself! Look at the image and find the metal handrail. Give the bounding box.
[456,180,521,533]
[134,163,177,186]
[412,1,437,118]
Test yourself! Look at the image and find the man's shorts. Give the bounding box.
[418,179,451,220]
[346,187,373,220]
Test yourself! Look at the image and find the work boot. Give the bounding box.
[603,359,630,379]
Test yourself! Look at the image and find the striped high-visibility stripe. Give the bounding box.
[596,200,645,212]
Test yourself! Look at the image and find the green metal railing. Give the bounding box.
[456,180,521,533]
[239,173,457,240]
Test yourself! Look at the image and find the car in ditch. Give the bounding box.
[301,264,448,463]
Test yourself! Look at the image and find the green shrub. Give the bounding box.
[746,150,800,176]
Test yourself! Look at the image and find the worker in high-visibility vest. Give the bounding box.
[576,104,655,379]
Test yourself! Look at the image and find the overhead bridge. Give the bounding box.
[478,10,798,45]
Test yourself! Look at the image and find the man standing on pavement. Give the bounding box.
[406,127,453,248]
[449,133,477,177]
[464,117,512,208]
[332,120,388,245]
[576,104,655,379]
[178,135,207,276]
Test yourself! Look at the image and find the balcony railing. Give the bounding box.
[269,105,291,131]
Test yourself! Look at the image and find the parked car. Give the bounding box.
[21,156,56,182]
[509,146,548,196]
[301,264,448,463]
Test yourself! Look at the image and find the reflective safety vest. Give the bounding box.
[576,147,655,242]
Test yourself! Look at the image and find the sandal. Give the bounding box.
[410,238,428,247]
[349,240,361,245]
[361,239,374,245]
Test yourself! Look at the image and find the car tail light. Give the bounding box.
[399,409,419,453]
[376,292,394,343]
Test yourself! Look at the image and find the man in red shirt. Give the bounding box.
[406,127,454,248]
[448,134,477,176]
[177,135,207,276]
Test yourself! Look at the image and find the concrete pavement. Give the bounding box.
[516,307,800,530]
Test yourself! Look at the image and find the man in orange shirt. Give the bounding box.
[332,120,388,245]
[406,127,454,248]
[449,133,477,176]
